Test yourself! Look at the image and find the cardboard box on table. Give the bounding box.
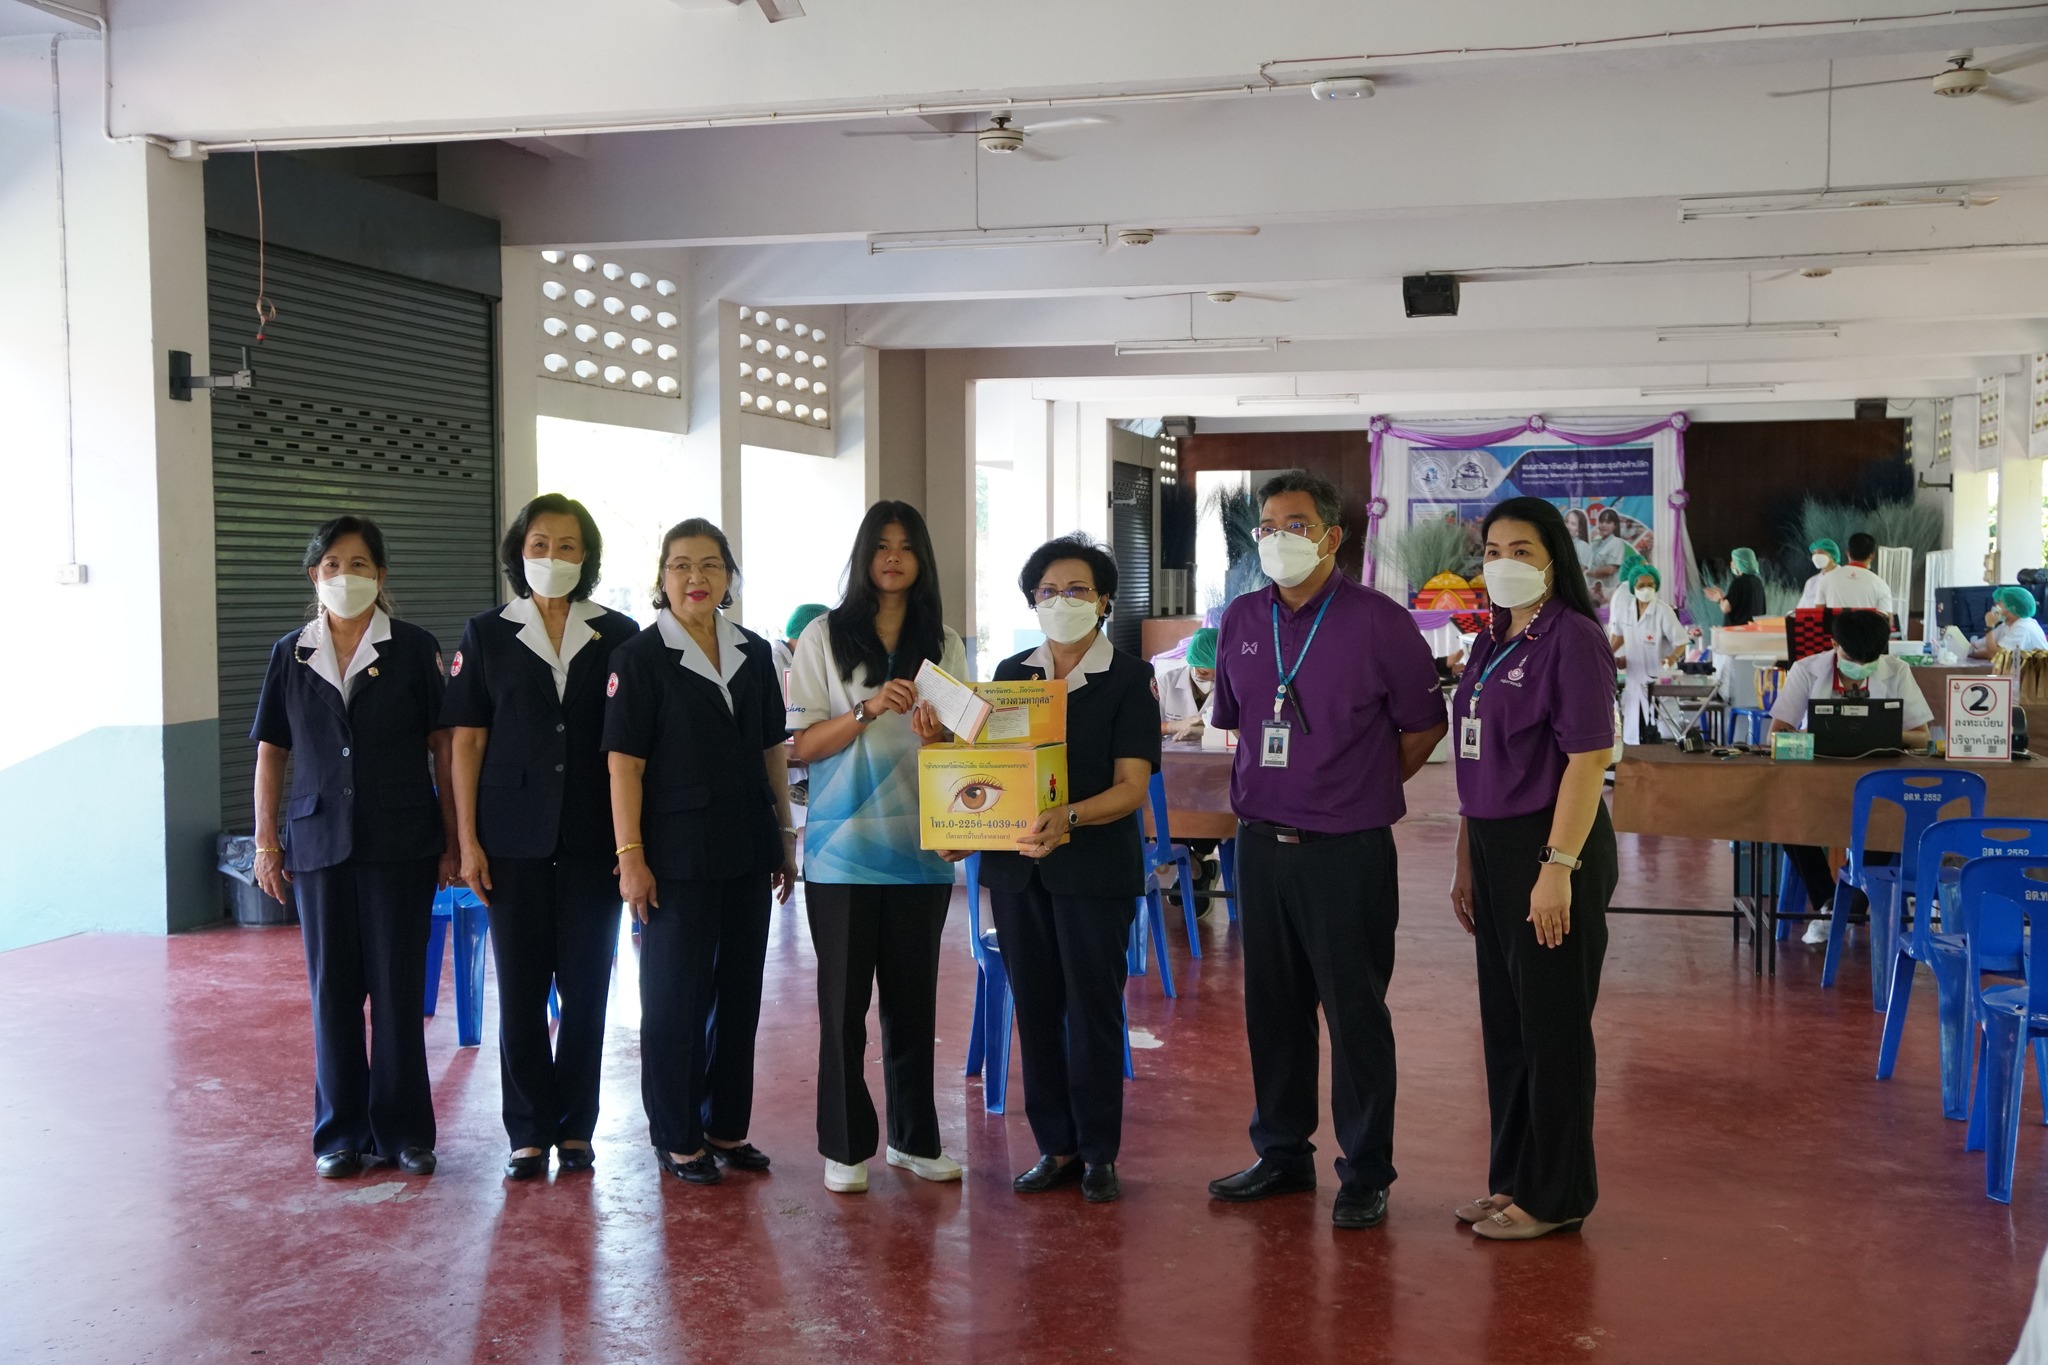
[914,671,1070,851]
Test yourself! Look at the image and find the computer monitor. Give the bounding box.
[1807,697,1905,758]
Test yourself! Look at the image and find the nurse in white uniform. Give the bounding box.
[1796,539,1840,611]
[1607,566,1689,744]
[1155,627,1218,738]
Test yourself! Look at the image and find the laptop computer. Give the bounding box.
[1807,696,1905,757]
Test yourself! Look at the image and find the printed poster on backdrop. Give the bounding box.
[1409,445,1655,611]
[1948,675,2014,762]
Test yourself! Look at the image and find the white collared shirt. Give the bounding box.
[503,596,606,701]
[1024,630,1115,692]
[657,607,748,712]
[297,608,392,702]
[1818,564,1895,614]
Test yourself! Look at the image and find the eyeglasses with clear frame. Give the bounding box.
[1033,585,1100,603]
[1252,520,1329,541]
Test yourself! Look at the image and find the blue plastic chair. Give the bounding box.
[1877,818,2048,1119]
[1820,769,1987,1006]
[1773,851,1813,942]
[424,885,490,1047]
[1728,707,1769,747]
[1143,772,1202,960]
[1958,856,2048,1202]
[961,853,1134,1115]
[1217,837,1239,923]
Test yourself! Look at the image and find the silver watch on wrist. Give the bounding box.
[1539,846,1582,871]
[854,699,876,724]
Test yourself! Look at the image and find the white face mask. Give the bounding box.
[1634,585,1657,604]
[315,573,380,619]
[523,556,583,600]
[1258,531,1328,588]
[1812,553,1833,572]
[1036,596,1101,645]
[1482,558,1550,609]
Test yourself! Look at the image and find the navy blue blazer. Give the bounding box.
[439,602,640,860]
[600,618,789,883]
[250,616,448,873]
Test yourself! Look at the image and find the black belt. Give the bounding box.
[1242,820,1348,845]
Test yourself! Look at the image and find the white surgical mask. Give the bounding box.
[1036,596,1101,645]
[1812,553,1833,571]
[1634,586,1657,604]
[1258,531,1327,588]
[315,574,380,619]
[523,556,583,599]
[1482,558,1550,609]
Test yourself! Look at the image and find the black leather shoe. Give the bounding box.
[658,1150,722,1185]
[557,1143,595,1173]
[397,1147,437,1176]
[709,1141,771,1171]
[1332,1183,1389,1229]
[1082,1163,1121,1204]
[504,1151,548,1181]
[1013,1155,1084,1193]
[1208,1158,1316,1202]
[315,1151,360,1179]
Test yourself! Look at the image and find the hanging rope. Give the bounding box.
[252,149,278,342]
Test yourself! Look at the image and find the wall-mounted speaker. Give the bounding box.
[1402,274,1460,318]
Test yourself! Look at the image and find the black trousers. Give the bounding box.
[1467,803,1617,1225]
[990,877,1136,1166]
[295,857,438,1159]
[487,855,622,1150]
[1237,824,1400,1189]
[805,881,951,1165]
[639,874,773,1156]
[1782,845,1887,915]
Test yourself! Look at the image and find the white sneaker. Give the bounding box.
[1802,918,1832,946]
[824,1159,868,1193]
[886,1147,963,1182]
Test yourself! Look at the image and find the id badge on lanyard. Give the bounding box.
[1261,720,1292,768]
[1462,637,1525,764]
[1264,592,1337,770]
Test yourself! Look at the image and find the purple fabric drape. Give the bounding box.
[1408,609,1465,631]
[1365,413,1692,606]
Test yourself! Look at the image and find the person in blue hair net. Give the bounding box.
[1974,586,2048,676]
[1606,562,1689,744]
[1155,627,1218,740]
[1702,548,1766,626]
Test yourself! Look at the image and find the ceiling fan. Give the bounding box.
[841,113,1112,159]
[1772,47,2048,103]
[1124,288,1296,304]
[1114,226,1261,247]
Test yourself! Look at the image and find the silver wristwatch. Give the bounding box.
[1539,846,1582,871]
[853,699,877,724]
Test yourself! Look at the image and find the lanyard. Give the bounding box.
[1466,638,1526,717]
[1271,591,1337,721]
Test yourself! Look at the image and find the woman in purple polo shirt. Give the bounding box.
[1448,496,1620,1242]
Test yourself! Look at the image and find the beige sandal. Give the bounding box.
[1455,1194,1511,1224]
[1472,1208,1584,1241]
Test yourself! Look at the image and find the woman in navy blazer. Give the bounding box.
[251,516,458,1179]
[442,494,641,1180]
[602,518,797,1185]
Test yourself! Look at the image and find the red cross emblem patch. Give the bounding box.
[607,672,619,698]
[450,651,463,677]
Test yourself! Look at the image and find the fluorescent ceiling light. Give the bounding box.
[1655,323,1839,341]
[1236,392,1361,406]
[867,225,1105,253]
[1638,382,1779,397]
[1678,187,1992,221]
[1114,337,1277,356]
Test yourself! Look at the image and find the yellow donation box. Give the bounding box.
[971,678,1069,746]
[917,742,1069,851]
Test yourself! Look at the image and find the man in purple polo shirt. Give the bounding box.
[1206,470,1447,1230]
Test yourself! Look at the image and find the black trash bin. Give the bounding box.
[218,834,297,926]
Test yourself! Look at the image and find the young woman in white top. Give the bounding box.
[785,501,966,1195]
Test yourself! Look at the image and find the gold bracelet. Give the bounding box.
[255,846,284,855]
[615,842,644,857]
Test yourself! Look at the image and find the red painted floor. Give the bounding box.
[4,766,2044,1363]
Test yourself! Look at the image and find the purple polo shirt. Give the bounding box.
[1452,605,1617,820]
[1211,571,1444,834]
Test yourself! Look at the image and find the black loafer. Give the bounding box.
[397,1147,437,1176]
[709,1141,771,1171]
[1013,1155,1084,1194]
[1082,1163,1121,1204]
[557,1143,595,1173]
[658,1150,722,1185]
[315,1150,360,1179]
[1208,1157,1316,1203]
[505,1151,548,1181]
[1332,1183,1388,1229]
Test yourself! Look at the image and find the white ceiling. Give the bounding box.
[72,0,2048,417]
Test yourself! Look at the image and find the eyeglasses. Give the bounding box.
[1252,520,1329,541]
[664,558,728,575]
[1033,586,1100,603]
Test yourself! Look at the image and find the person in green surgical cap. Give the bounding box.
[1797,539,1842,610]
[773,603,831,693]
[1973,586,2048,675]
[1702,548,1766,626]
[1155,627,1219,739]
